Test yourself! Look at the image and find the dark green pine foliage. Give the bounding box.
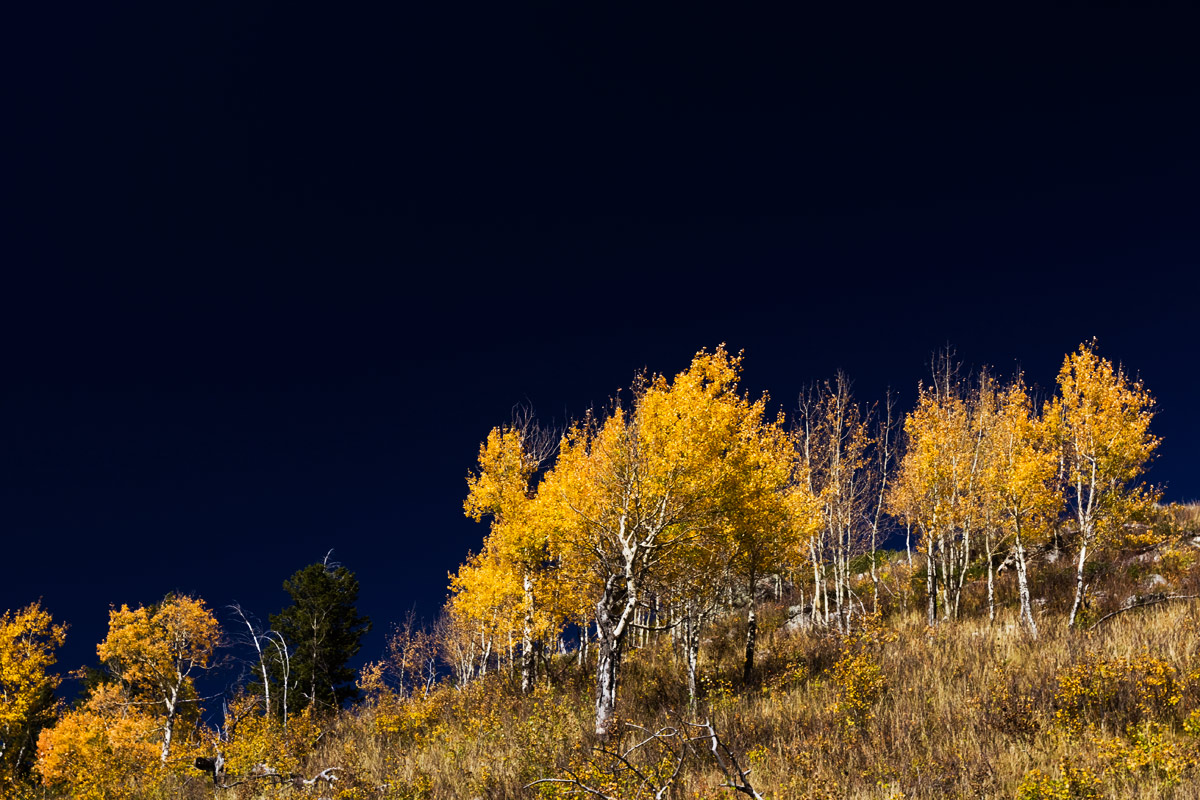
[270,559,371,715]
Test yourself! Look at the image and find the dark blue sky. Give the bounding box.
[5,5,1199,680]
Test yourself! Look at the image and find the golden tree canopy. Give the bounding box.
[97,595,221,700]
[1048,342,1159,507]
[0,602,66,748]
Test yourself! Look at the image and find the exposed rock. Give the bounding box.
[783,605,811,633]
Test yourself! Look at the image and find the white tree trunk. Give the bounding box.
[521,573,535,693]
[905,521,913,569]
[594,562,638,737]
[742,598,757,684]
[926,547,937,626]
[1014,532,1038,638]
[161,683,179,763]
[684,602,700,705]
[1068,536,1090,628]
[810,540,823,627]
[986,535,995,624]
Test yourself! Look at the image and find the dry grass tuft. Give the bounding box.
[45,527,1200,799]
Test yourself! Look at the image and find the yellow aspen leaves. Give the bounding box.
[1046,342,1159,627]
[889,374,990,623]
[97,596,221,700]
[36,594,221,798]
[36,684,162,800]
[0,602,67,784]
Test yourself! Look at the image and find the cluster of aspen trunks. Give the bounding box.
[449,343,1158,735]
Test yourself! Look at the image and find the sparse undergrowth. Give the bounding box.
[101,504,1200,800]
[232,602,1200,799]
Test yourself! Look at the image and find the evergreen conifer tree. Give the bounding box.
[269,556,371,715]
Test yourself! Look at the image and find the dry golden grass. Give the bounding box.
[35,508,1200,799]
[256,587,1200,800]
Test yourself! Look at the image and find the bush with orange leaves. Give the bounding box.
[35,684,165,800]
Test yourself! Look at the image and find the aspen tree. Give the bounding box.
[447,549,521,680]
[464,424,549,692]
[37,595,219,799]
[890,362,988,624]
[989,378,1059,637]
[228,604,280,721]
[971,374,1001,624]
[954,372,991,619]
[361,611,438,701]
[889,394,943,625]
[36,683,162,800]
[867,391,898,614]
[1046,342,1159,628]
[650,484,754,703]
[797,375,874,631]
[885,432,919,610]
[543,347,777,735]
[719,408,810,683]
[96,595,220,763]
[461,415,589,691]
[0,602,66,784]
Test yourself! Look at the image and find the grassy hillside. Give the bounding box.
[182,504,1200,800]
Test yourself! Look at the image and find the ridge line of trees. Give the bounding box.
[449,341,1159,736]
[0,339,1164,796]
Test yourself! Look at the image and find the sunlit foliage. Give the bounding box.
[0,601,67,789]
[36,595,220,798]
[19,341,1197,799]
[36,683,164,800]
[1046,340,1160,627]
